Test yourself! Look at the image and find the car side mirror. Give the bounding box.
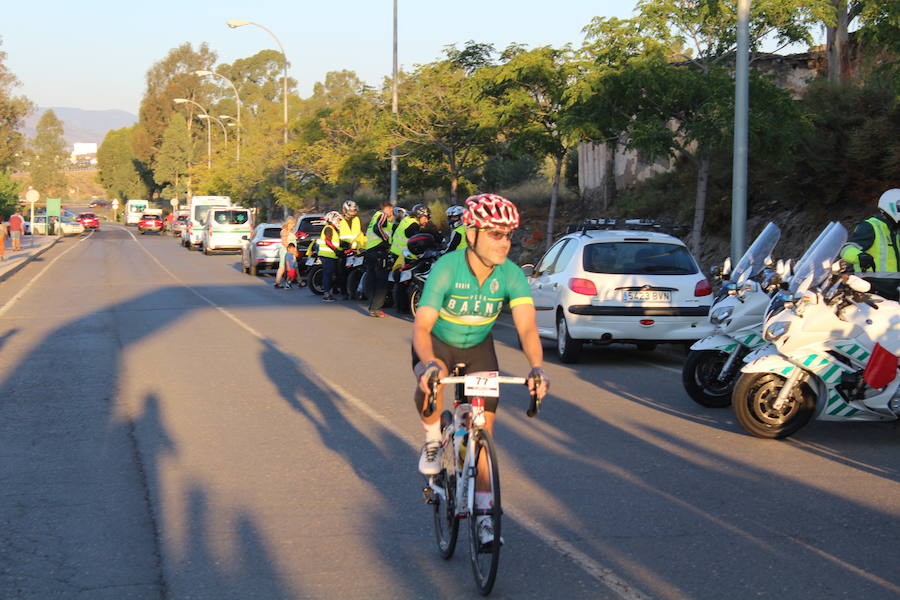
[521,264,535,277]
[241,235,249,241]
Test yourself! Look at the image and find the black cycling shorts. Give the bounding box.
[411,333,500,412]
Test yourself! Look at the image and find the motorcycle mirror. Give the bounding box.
[764,255,774,267]
[521,264,535,277]
[775,259,785,277]
[722,257,732,277]
[710,265,722,279]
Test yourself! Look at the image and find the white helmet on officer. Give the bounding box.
[877,188,900,226]
[341,200,358,217]
[446,205,464,228]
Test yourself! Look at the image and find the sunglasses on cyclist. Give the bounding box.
[483,229,513,241]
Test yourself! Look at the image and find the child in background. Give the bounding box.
[277,243,299,289]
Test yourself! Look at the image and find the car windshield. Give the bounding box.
[194,205,216,224]
[142,215,160,220]
[729,222,780,284]
[176,216,188,222]
[583,242,698,275]
[79,213,96,219]
[298,217,325,234]
[789,223,848,297]
[263,227,282,239]
[213,210,249,225]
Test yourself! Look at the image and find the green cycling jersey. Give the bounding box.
[419,249,533,349]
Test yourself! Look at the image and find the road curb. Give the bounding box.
[0,236,63,284]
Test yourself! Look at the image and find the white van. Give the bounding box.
[200,207,253,254]
[182,195,233,250]
[124,199,149,225]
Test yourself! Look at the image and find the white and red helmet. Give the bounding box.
[463,193,520,230]
[324,211,342,228]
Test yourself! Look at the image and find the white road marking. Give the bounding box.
[128,231,652,600]
[0,233,92,319]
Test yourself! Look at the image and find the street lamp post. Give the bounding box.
[227,19,289,211]
[174,98,212,169]
[194,70,242,163]
[200,114,228,145]
[390,0,399,203]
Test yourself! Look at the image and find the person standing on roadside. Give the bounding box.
[363,200,395,317]
[0,219,7,260]
[274,216,298,289]
[8,210,24,251]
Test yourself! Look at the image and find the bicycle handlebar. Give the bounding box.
[423,375,542,418]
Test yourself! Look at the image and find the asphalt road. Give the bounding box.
[1,224,898,600]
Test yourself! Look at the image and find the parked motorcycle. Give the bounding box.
[733,223,900,439]
[306,250,361,297]
[407,249,442,316]
[682,223,782,407]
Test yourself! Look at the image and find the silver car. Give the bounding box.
[241,223,284,276]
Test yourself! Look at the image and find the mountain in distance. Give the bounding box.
[23,107,138,149]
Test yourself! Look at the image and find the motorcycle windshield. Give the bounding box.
[729,222,781,285]
[789,223,848,297]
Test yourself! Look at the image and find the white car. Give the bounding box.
[526,224,714,362]
[28,215,86,236]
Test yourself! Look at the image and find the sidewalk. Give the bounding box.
[0,235,63,283]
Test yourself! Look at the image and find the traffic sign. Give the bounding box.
[112,198,119,208]
[170,198,178,209]
[25,189,39,203]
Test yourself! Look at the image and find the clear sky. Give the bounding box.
[2,0,640,114]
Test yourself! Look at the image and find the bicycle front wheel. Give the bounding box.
[433,467,459,558]
[468,430,502,595]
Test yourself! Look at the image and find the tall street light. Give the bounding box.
[174,98,212,169]
[194,70,242,163]
[227,19,289,210]
[199,114,228,146]
[390,0,399,203]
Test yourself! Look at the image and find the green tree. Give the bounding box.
[154,112,192,200]
[0,169,19,218]
[390,60,498,201]
[136,42,217,194]
[29,109,68,197]
[484,45,581,248]
[580,0,831,255]
[0,37,34,170]
[97,126,151,200]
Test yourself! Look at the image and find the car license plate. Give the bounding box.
[399,270,412,282]
[624,290,671,302]
[306,257,318,266]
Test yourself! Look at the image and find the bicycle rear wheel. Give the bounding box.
[467,430,501,595]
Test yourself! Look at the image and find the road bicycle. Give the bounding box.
[422,364,541,595]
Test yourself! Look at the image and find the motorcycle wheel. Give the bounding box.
[409,284,421,316]
[308,265,325,295]
[682,350,735,408]
[732,372,815,439]
[346,268,364,300]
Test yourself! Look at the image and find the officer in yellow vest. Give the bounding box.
[389,203,431,314]
[316,211,343,302]
[389,203,430,268]
[444,204,467,252]
[335,200,366,298]
[841,189,900,300]
[363,200,395,317]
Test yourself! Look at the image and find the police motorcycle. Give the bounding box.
[732,222,900,439]
[682,223,783,407]
[394,233,440,315]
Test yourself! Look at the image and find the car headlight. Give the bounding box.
[764,321,790,343]
[710,306,734,326]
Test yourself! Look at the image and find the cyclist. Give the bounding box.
[411,193,549,545]
[443,204,467,252]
